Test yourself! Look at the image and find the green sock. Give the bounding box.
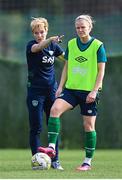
[48,117,60,144]
[85,131,97,158]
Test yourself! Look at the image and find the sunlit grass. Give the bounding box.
[0,149,122,179]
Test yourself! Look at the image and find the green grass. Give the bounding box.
[0,149,122,179]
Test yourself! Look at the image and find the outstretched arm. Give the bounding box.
[31,35,64,53]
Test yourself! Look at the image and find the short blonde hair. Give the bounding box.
[30,17,49,32]
[75,14,95,29]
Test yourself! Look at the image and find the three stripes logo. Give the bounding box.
[75,56,87,63]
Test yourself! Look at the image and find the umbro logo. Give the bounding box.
[75,56,87,63]
[87,110,92,114]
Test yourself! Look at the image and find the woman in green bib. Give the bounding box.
[38,14,107,171]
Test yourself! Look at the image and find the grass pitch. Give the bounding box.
[0,149,122,179]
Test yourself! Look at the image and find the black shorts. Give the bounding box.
[57,88,100,116]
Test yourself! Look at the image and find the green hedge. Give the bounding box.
[0,56,122,149]
[0,59,28,148]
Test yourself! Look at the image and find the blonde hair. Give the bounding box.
[30,17,49,32]
[75,14,95,29]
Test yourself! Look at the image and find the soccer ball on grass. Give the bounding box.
[31,152,51,170]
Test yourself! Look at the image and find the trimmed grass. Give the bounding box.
[0,149,122,179]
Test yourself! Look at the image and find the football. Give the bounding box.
[31,152,51,170]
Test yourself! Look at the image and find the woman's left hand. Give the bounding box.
[86,90,97,103]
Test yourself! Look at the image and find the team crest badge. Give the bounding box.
[32,100,38,107]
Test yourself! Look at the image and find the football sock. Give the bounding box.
[49,143,55,150]
[48,117,60,146]
[83,157,92,166]
[85,131,96,159]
